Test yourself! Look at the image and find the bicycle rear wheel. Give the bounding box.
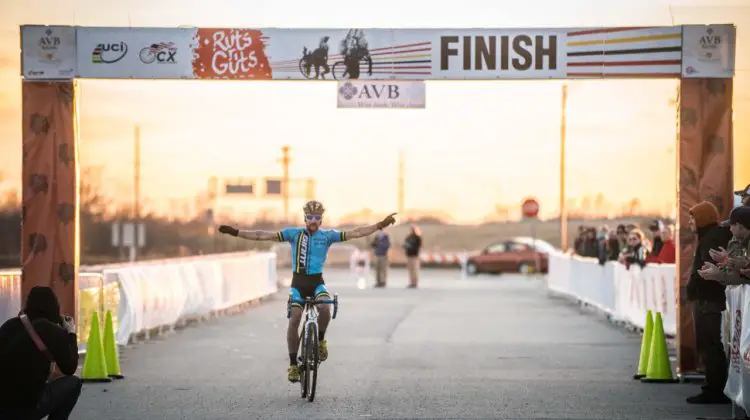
[305,322,319,402]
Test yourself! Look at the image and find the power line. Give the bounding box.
[398,150,405,215]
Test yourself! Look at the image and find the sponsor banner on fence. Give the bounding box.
[681,24,736,78]
[724,285,750,412]
[76,27,196,79]
[337,80,426,108]
[21,26,77,79]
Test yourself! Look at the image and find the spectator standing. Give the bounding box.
[616,224,628,251]
[618,228,648,269]
[720,183,750,227]
[736,183,750,207]
[646,225,676,264]
[581,228,599,258]
[0,286,82,419]
[649,220,664,257]
[606,230,621,261]
[596,226,610,265]
[371,230,391,288]
[574,226,587,255]
[684,201,733,404]
[403,225,423,289]
[700,206,750,286]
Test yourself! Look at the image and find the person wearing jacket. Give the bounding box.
[0,286,82,419]
[685,201,733,404]
[403,225,423,288]
[719,183,750,227]
[617,228,648,269]
[700,206,750,286]
[371,230,391,288]
[646,225,676,264]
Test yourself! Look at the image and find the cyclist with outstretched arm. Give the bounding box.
[217,200,396,383]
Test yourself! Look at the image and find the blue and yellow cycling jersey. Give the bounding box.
[277,227,348,275]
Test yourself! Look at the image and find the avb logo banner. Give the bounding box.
[337,80,426,109]
[681,24,736,78]
[21,26,77,79]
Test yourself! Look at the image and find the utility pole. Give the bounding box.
[397,150,405,215]
[133,125,141,261]
[559,84,568,252]
[278,146,291,222]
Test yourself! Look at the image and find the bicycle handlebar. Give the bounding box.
[286,293,339,320]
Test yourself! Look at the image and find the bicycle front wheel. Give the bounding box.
[299,58,314,80]
[298,325,308,398]
[305,322,319,402]
[332,61,347,80]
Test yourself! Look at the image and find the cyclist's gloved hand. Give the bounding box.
[377,213,397,229]
[218,225,239,237]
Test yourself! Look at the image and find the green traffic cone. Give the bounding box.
[103,310,124,379]
[81,311,112,383]
[641,312,678,383]
[634,310,654,379]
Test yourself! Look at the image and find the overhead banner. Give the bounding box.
[17,25,736,81]
[76,27,196,79]
[20,26,77,79]
[190,27,682,80]
[337,80,426,108]
[681,24,736,78]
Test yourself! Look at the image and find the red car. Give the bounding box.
[466,237,550,275]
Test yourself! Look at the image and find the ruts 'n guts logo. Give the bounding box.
[192,28,272,80]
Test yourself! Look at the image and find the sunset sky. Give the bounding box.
[0,0,748,223]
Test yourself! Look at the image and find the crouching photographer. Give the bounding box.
[0,286,82,420]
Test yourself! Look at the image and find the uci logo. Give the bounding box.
[92,42,128,64]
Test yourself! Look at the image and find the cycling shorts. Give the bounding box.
[290,273,331,308]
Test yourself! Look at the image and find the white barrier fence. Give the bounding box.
[549,251,750,414]
[547,252,677,336]
[0,251,278,350]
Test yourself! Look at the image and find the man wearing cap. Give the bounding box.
[737,184,750,207]
[685,201,733,404]
[700,206,750,287]
[720,183,750,227]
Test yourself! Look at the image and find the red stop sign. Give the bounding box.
[522,198,539,218]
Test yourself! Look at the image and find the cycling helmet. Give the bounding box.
[303,200,325,214]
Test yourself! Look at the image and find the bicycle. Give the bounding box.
[332,55,373,80]
[286,292,339,402]
[298,48,330,80]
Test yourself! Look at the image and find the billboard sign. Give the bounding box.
[337,80,426,108]
[76,27,196,79]
[681,24,736,78]
[21,26,77,79]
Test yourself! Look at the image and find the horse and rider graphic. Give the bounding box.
[298,29,373,80]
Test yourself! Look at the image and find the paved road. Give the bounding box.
[74,269,731,420]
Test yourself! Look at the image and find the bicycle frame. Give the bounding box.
[286,292,339,401]
[286,293,339,343]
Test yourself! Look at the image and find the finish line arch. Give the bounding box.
[18,24,737,379]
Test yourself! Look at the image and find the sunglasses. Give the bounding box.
[304,214,322,222]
